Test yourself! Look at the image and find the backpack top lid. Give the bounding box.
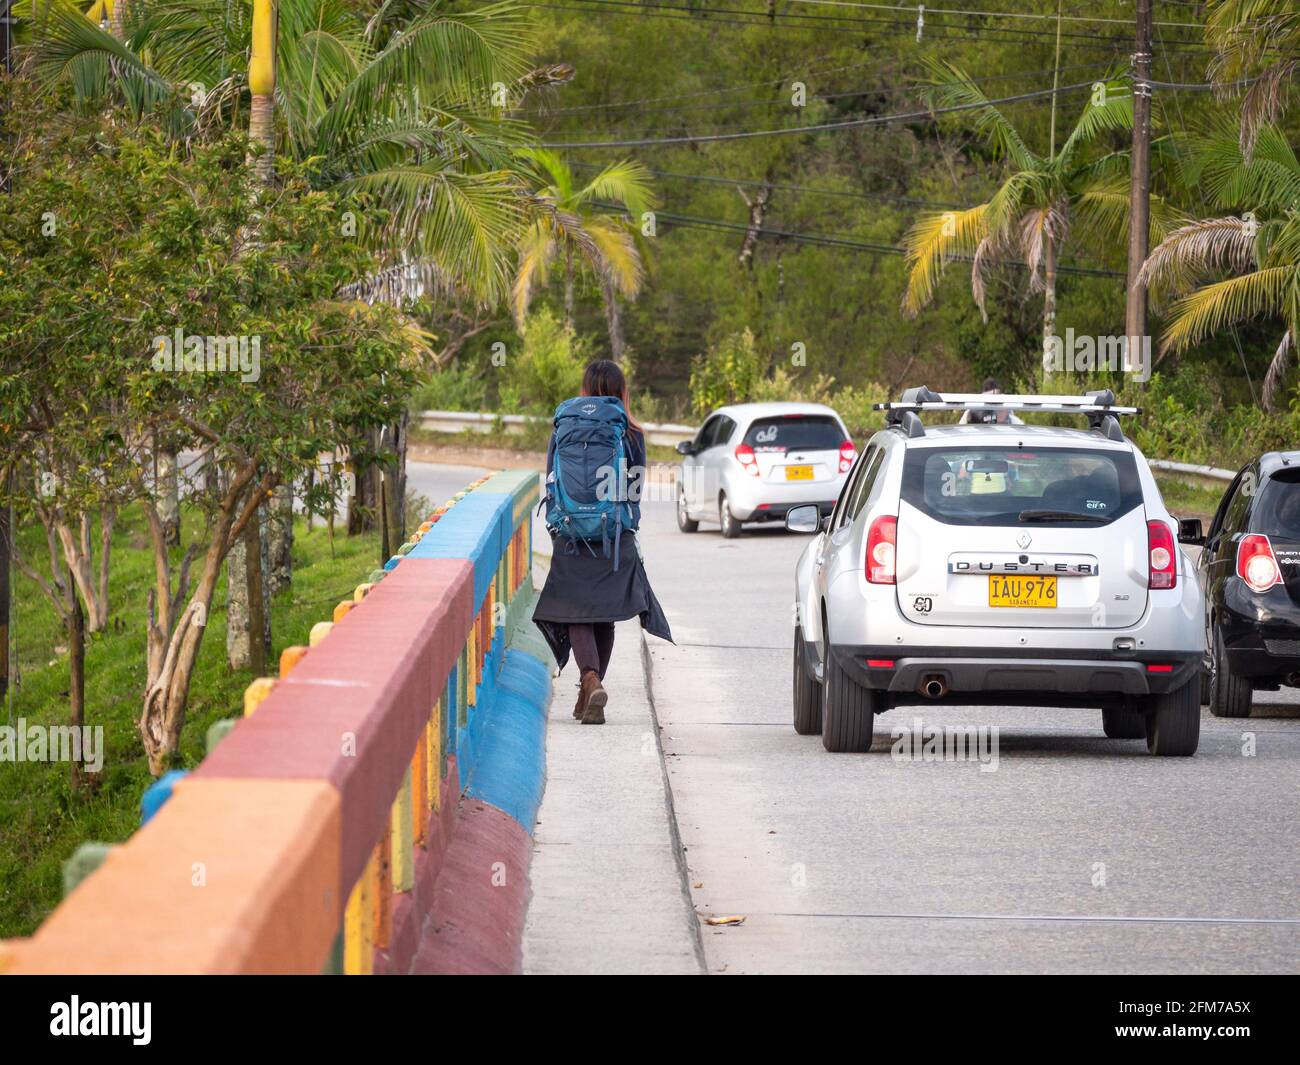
[554,394,627,425]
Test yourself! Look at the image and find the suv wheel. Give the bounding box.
[719,494,741,538]
[1144,679,1201,756]
[1209,625,1252,718]
[792,627,822,735]
[676,487,699,533]
[821,630,877,752]
[1101,705,1146,739]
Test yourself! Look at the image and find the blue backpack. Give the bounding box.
[544,395,640,568]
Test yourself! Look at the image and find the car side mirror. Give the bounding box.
[786,504,821,534]
[675,440,695,456]
[1178,517,1204,545]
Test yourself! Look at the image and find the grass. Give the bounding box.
[1154,473,1226,522]
[1,505,386,938]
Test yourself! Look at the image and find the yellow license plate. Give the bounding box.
[988,574,1057,608]
[785,465,814,481]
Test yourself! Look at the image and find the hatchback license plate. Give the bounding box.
[988,574,1057,608]
[785,465,814,481]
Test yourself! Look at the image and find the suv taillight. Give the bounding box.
[734,443,760,477]
[1147,520,1177,590]
[839,440,856,474]
[1237,534,1281,592]
[866,515,897,584]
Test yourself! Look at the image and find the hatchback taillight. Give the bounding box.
[1237,534,1281,592]
[838,440,856,474]
[866,515,897,584]
[734,443,760,477]
[1147,520,1177,590]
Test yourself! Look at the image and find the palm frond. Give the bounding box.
[1160,264,1297,353]
[1057,75,1132,164]
[1139,216,1261,304]
[573,159,657,219]
[901,203,990,316]
[922,58,1040,171]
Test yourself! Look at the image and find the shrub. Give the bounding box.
[499,309,588,416]
[689,329,765,416]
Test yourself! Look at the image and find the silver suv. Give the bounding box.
[787,387,1206,756]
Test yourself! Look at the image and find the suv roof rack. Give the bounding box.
[874,386,1139,441]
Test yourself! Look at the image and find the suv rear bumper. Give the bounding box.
[831,644,1201,706]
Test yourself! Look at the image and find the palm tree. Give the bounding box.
[902,62,1148,351]
[511,148,654,361]
[1139,121,1300,410]
[26,0,535,303]
[1206,0,1299,155]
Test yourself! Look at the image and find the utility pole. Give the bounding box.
[1125,0,1153,375]
[2,0,14,715]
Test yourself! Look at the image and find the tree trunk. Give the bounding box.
[245,511,267,674]
[226,500,270,669]
[265,482,293,597]
[141,468,267,774]
[601,276,626,363]
[347,428,379,535]
[157,449,180,547]
[109,0,127,38]
[1042,235,1058,361]
[65,585,86,791]
[563,247,575,328]
[386,412,408,548]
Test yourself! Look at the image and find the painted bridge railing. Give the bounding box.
[2,469,543,974]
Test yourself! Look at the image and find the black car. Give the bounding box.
[1189,451,1300,716]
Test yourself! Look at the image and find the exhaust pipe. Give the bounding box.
[1286,672,1300,688]
[919,674,948,699]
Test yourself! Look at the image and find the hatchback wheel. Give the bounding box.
[1101,705,1146,739]
[1209,625,1252,718]
[719,494,742,538]
[821,631,877,752]
[1144,679,1201,756]
[792,627,822,735]
[676,487,699,533]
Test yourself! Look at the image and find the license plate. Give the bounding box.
[988,574,1057,608]
[785,465,814,481]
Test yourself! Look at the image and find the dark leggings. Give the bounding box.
[569,622,615,678]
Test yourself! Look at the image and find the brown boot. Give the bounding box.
[572,680,588,720]
[579,670,608,725]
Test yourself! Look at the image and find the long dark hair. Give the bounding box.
[581,359,642,435]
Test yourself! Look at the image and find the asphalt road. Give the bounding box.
[637,495,1300,975]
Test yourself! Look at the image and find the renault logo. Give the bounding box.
[1016,532,1032,549]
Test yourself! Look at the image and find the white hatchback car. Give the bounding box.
[788,388,1206,756]
[676,402,855,537]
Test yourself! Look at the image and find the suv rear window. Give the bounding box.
[1254,469,1300,539]
[743,415,844,453]
[901,446,1143,527]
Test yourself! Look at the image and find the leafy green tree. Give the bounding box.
[0,97,418,773]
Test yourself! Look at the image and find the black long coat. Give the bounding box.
[532,428,673,671]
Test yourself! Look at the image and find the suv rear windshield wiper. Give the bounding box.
[1018,509,1109,523]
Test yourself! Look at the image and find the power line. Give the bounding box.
[542,79,1097,148]
[781,0,1201,31]
[528,1,1212,52]
[572,160,967,208]
[531,60,1114,118]
[606,203,1125,278]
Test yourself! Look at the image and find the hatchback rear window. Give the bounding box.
[743,415,844,453]
[901,446,1143,526]
[1254,469,1300,540]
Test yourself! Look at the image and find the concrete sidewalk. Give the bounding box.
[522,623,704,975]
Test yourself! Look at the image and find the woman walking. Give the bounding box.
[533,360,672,724]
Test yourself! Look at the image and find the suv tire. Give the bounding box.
[676,487,699,533]
[792,628,822,735]
[1209,625,1252,718]
[1102,705,1146,739]
[1144,679,1201,756]
[719,494,742,539]
[821,636,877,752]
